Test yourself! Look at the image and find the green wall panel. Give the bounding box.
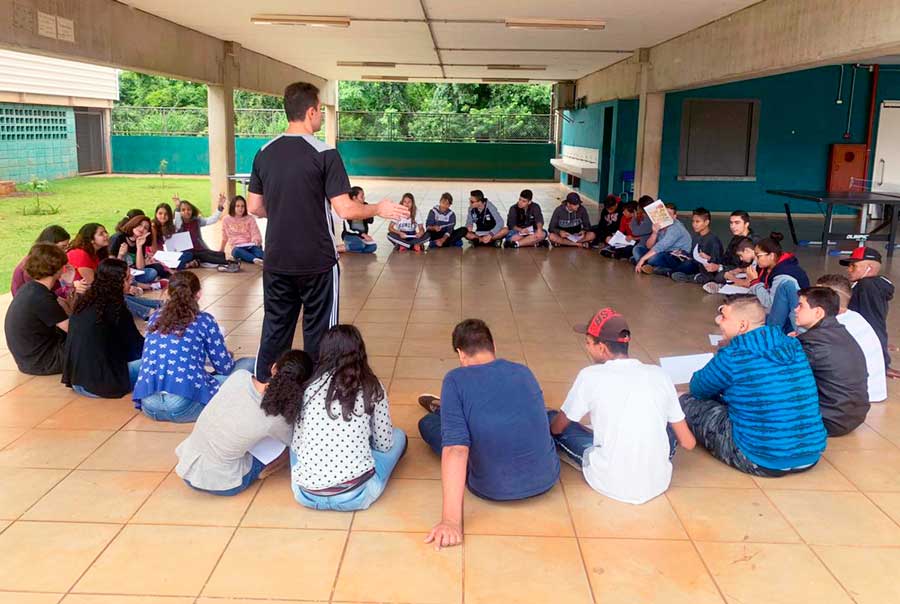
[0,103,77,183]
[336,141,555,180]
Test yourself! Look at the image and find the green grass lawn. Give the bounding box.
[0,176,215,294]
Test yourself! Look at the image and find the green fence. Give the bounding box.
[112,136,556,180]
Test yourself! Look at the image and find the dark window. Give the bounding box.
[679,99,759,179]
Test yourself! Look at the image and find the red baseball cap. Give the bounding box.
[839,246,882,265]
[573,308,631,342]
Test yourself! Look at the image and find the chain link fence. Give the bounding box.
[337,111,552,142]
[112,107,552,143]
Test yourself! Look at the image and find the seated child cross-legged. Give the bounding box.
[670,207,724,283]
[133,271,256,422]
[290,325,407,511]
[504,189,547,248]
[417,319,560,549]
[221,195,265,265]
[175,350,314,496]
[680,295,826,476]
[549,308,696,504]
[426,192,466,248]
[816,274,887,403]
[387,192,430,252]
[795,287,869,436]
[341,186,378,254]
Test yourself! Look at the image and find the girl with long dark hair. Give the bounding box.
[173,194,230,267]
[110,214,171,288]
[290,324,406,511]
[176,349,313,496]
[63,258,144,398]
[133,271,255,422]
[387,192,429,252]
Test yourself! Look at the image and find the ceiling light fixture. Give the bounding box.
[482,77,530,83]
[361,75,409,81]
[250,15,351,28]
[337,61,398,68]
[504,18,606,31]
[485,64,547,71]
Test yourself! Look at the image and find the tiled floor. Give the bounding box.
[0,180,899,603]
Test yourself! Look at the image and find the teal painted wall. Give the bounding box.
[113,136,554,180]
[0,103,77,182]
[336,141,555,179]
[658,65,900,213]
[560,99,637,202]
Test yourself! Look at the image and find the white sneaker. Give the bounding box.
[252,258,264,266]
[702,282,721,294]
[199,262,218,269]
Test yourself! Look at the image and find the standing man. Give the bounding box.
[247,82,408,380]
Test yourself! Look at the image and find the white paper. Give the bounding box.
[645,199,674,228]
[249,436,286,465]
[56,16,75,42]
[152,250,183,269]
[129,268,145,277]
[719,284,751,295]
[659,353,714,385]
[37,11,57,38]
[520,226,535,235]
[164,231,193,252]
[608,230,634,248]
[564,232,583,243]
[709,334,724,347]
[692,244,710,266]
[474,230,493,237]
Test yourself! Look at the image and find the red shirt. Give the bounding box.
[66,248,99,280]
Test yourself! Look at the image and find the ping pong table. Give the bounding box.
[767,189,900,258]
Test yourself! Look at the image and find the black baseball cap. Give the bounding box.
[840,246,882,265]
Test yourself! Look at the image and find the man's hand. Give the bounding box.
[479,234,492,244]
[118,243,129,258]
[376,199,410,221]
[425,520,463,550]
[73,280,90,295]
[634,261,645,274]
[651,222,662,233]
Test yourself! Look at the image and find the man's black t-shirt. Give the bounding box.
[506,203,544,230]
[5,281,67,375]
[249,134,352,276]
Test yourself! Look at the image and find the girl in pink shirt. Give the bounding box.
[220,195,264,266]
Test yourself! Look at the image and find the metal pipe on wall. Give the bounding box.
[843,67,857,139]
[836,65,844,104]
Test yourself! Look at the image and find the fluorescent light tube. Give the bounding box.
[505,18,605,31]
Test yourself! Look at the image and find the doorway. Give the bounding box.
[75,109,106,174]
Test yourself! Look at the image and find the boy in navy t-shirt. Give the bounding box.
[417,319,560,549]
[425,192,466,248]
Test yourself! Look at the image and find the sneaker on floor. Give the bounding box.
[199,262,219,269]
[217,262,240,273]
[671,271,695,283]
[418,394,441,413]
[640,264,655,274]
[492,239,502,248]
[654,267,673,277]
[504,239,518,249]
[557,451,582,471]
[702,282,721,294]
[252,258,264,266]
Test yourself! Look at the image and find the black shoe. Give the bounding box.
[492,239,502,248]
[504,239,518,249]
[418,394,441,413]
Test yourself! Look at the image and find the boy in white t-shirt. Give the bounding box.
[549,308,696,504]
[816,274,887,402]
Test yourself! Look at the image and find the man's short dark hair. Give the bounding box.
[693,207,711,221]
[349,186,364,199]
[519,189,533,201]
[452,319,495,355]
[816,274,852,307]
[730,210,751,223]
[25,242,68,279]
[799,287,840,318]
[284,82,320,122]
[470,190,485,202]
[589,331,630,356]
[664,202,677,212]
[638,195,654,208]
[623,201,638,213]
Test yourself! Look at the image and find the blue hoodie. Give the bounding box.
[689,325,825,470]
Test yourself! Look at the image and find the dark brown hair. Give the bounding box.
[36,225,70,245]
[261,349,314,424]
[228,195,247,217]
[440,192,453,205]
[756,232,785,256]
[816,274,852,307]
[152,203,175,249]
[74,258,128,324]
[309,325,384,421]
[799,287,840,318]
[400,192,417,222]
[284,82,319,122]
[24,243,68,279]
[67,223,106,261]
[122,215,151,237]
[150,271,201,336]
[452,319,495,355]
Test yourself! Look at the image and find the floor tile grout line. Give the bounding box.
[327,507,357,603]
[194,475,267,600]
[663,490,730,604]
[819,445,900,531]
[558,478,598,604]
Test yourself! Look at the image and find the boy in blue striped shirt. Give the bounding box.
[680,295,826,476]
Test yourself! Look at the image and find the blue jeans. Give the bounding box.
[126,295,162,321]
[73,360,142,399]
[767,282,800,334]
[291,428,407,511]
[140,357,256,423]
[132,267,159,284]
[647,252,694,275]
[185,457,265,496]
[343,234,377,254]
[547,410,677,465]
[176,251,195,270]
[232,245,265,262]
[632,244,648,263]
[418,411,442,455]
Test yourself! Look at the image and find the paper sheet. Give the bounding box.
[645,199,674,228]
[164,231,193,252]
[692,245,710,266]
[474,230,493,237]
[249,436,286,465]
[659,353,714,385]
[608,230,634,248]
[564,232,583,243]
[520,226,535,235]
[152,250,183,269]
[709,334,724,347]
[129,268,145,277]
[719,284,751,295]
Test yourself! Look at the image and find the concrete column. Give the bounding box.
[633,92,664,199]
[208,42,238,207]
[102,107,112,173]
[324,104,337,147]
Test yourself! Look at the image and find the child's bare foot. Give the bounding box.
[887,367,900,380]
